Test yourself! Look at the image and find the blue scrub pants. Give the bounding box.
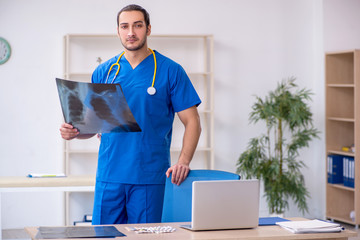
[92,181,165,224]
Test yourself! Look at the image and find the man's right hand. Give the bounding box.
[59,123,79,140]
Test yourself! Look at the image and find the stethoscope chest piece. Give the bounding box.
[147,86,156,95]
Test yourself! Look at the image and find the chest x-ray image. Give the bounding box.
[56,78,141,134]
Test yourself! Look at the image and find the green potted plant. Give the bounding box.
[236,78,319,214]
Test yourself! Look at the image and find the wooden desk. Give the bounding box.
[25,220,357,240]
[0,176,95,240]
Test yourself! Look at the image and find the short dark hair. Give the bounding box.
[117,4,150,28]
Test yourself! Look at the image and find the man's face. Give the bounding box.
[117,10,151,51]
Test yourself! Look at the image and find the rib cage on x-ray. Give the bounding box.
[56,78,141,134]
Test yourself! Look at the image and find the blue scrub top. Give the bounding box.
[91,50,201,184]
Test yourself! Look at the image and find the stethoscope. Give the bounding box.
[105,48,157,95]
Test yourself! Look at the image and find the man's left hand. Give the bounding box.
[165,163,190,186]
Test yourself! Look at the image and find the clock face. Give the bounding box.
[0,37,11,65]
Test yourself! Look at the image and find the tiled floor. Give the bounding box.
[2,223,360,239]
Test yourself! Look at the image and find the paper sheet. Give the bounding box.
[276,219,343,233]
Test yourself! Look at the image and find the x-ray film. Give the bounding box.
[56,78,141,134]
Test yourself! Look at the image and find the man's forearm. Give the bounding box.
[178,112,201,165]
[166,106,201,185]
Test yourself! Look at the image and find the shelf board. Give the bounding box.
[199,109,213,114]
[150,34,213,38]
[67,147,213,154]
[171,147,212,152]
[188,72,212,76]
[327,83,355,88]
[66,73,92,77]
[327,117,355,122]
[327,183,355,192]
[327,150,355,157]
[66,150,98,154]
[326,215,357,226]
[65,72,212,77]
[65,34,213,39]
[326,49,358,55]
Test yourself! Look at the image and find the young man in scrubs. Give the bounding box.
[59,4,201,224]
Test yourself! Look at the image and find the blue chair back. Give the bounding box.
[161,169,240,222]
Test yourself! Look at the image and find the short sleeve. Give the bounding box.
[170,65,201,112]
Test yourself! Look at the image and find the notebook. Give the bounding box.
[181,179,259,231]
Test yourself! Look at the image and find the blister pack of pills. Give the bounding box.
[125,226,176,234]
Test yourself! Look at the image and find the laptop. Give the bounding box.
[181,179,259,231]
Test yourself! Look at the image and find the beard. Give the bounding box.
[121,36,147,51]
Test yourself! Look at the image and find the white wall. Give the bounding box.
[0,0,358,229]
[323,0,360,52]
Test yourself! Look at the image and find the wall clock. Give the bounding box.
[0,37,11,65]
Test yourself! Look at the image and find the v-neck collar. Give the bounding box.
[121,51,154,71]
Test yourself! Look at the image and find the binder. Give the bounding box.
[258,217,290,226]
[36,226,125,238]
[73,214,93,226]
[73,221,91,226]
[327,155,343,184]
[343,157,354,188]
[84,214,92,222]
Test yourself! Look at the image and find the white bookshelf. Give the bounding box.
[62,34,214,224]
